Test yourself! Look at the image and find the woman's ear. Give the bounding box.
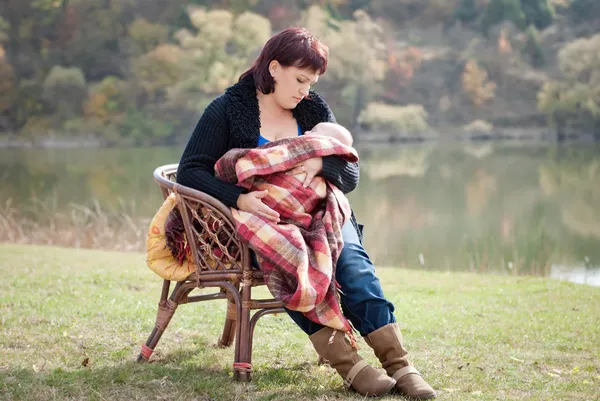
[269,60,280,77]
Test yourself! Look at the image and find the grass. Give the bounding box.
[0,243,599,401]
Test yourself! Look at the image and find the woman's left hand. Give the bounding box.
[287,156,323,188]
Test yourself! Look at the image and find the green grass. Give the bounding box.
[0,244,599,401]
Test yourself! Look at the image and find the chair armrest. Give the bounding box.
[153,164,248,273]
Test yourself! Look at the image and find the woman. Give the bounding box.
[177,27,436,399]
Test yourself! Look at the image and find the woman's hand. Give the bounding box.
[287,156,323,188]
[236,190,280,222]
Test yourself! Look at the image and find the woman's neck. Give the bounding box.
[257,91,290,120]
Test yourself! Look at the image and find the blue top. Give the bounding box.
[258,122,302,146]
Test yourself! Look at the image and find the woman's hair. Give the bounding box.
[239,27,329,94]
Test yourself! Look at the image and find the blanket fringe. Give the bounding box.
[327,329,360,350]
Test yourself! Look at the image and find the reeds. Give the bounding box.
[0,196,149,252]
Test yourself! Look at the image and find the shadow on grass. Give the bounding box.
[0,349,341,401]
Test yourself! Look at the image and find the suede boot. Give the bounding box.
[310,327,396,397]
[365,323,436,399]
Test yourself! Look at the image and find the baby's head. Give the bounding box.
[305,122,353,146]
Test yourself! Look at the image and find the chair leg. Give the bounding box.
[218,297,237,347]
[137,281,183,362]
[233,284,253,382]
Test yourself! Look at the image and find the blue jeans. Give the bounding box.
[254,220,396,337]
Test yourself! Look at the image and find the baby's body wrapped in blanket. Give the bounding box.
[214,135,359,334]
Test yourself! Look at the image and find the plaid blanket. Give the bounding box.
[214,136,359,334]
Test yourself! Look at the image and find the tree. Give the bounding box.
[462,59,496,106]
[537,34,600,132]
[569,0,600,23]
[166,7,270,113]
[131,44,183,104]
[481,0,526,33]
[520,0,554,30]
[83,76,125,121]
[126,18,169,55]
[0,53,16,130]
[524,25,545,67]
[300,6,387,128]
[455,0,479,24]
[42,65,87,123]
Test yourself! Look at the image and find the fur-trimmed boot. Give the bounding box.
[310,327,396,397]
[365,323,436,399]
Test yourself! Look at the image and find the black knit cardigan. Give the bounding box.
[176,75,362,236]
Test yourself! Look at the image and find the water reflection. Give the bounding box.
[550,264,600,287]
[1,142,600,284]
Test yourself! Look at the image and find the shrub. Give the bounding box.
[358,102,429,134]
[42,66,87,122]
[463,119,494,133]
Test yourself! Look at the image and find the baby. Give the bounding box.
[303,122,354,147]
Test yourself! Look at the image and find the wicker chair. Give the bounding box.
[137,164,285,381]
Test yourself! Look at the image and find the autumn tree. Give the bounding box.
[537,34,600,133]
[167,8,271,112]
[462,59,496,106]
[301,6,387,128]
[131,44,183,104]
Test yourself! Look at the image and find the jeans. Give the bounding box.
[253,220,396,337]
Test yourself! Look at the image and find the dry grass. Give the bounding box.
[0,197,148,252]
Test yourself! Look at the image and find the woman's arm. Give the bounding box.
[176,97,246,208]
[321,157,360,194]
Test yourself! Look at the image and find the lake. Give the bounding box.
[2,142,599,286]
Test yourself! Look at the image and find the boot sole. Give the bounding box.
[397,392,437,400]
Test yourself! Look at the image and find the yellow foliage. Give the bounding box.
[301,6,387,84]
[462,59,496,106]
[83,93,109,120]
[132,44,183,101]
[169,8,271,101]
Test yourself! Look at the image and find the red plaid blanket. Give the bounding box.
[214,136,359,334]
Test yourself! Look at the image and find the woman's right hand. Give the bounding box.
[236,190,280,222]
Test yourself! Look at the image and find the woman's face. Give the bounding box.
[270,62,319,109]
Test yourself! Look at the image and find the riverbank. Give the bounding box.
[1,243,598,400]
[1,127,597,149]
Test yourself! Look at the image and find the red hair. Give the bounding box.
[239,27,329,94]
